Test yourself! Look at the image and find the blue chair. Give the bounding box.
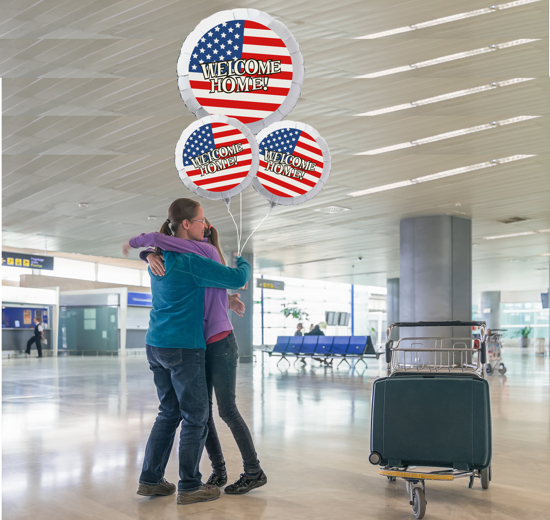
[315,336,334,355]
[287,336,304,356]
[331,337,350,356]
[272,336,290,353]
[301,336,319,355]
[347,336,368,367]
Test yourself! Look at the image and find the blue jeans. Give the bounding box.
[139,345,208,492]
[204,332,261,475]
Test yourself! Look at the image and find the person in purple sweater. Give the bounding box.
[124,218,267,496]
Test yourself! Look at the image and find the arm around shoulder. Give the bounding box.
[189,255,250,290]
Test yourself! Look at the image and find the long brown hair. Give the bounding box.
[156,198,200,256]
[204,218,226,266]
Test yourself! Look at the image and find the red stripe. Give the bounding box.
[300,131,314,141]
[257,172,308,195]
[193,171,250,187]
[196,96,283,112]
[245,20,270,30]
[296,139,322,157]
[259,161,318,188]
[291,151,323,173]
[241,52,292,65]
[212,128,242,139]
[242,35,286,48]
[209,183,241,192]
[189,79,292,95]
[260,184,294,198]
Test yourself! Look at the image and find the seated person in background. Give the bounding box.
[305,324,325,336]
[294,323,304,336]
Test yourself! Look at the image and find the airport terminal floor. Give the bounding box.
[3,349,549,520]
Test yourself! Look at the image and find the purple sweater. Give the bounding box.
[129,233,232,342]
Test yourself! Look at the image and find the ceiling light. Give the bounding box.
[347,155,535,197]
[356,1,541,39]
[357,116,539,155]
[538,229,550,233]
[484,232,536,240]
[356,78,535,116]
[147,216,157,220]
[542,253,550,256]
[314,206,351,214]
[78,203,89,208]
[356,39,538,78]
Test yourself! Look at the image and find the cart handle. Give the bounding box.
[386,321,486,342]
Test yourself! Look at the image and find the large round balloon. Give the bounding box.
[252,122,331,206]
[175,115,259,201]
[177,9,305,135]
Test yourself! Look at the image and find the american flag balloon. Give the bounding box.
[253,122,331,206]
[175,115,259,201]
[177,10,305,135]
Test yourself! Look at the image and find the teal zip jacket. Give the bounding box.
[145,251,250,349]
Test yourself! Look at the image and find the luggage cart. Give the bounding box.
[485,328,506,375]
[369,321,492,519]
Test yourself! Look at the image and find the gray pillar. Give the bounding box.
[229,252,254,363]
[480,291,501,331]
[400,216,472,352]
[387,278,400,339]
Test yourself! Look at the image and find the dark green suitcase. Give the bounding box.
[370,373,491,471]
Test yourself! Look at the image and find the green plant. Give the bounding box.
[514,326,532,338]
[280,302,309,321]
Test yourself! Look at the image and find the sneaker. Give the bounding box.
[136,478,176,496]
[206,470,228,488]
[224,470,267,495]
[177,484,220,505]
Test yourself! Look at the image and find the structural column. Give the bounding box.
[229,252,254,363]
[387,278,399,339]
[480,291,501,331]
[400,216,472,352]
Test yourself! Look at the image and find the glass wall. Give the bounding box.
[500,302,549,340]
[252,274,386,346]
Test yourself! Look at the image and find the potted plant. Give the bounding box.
[514,326,532,348]
[280,302,309,321]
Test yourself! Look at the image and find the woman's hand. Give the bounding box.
[148,253,166,276]
[228,293,245,317]
[122,241,132,257]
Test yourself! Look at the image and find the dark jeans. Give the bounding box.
[26,336,42,357]
[139,345,209,492]
[204,331,261,475]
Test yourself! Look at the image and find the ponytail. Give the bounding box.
[156,198,200,256]
[205,218,226,266]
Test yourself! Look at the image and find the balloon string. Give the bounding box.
[239,205,275,256]
[226,202,241,255]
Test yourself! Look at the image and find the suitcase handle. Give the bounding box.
[480,340,487,365]
[390,321,486,328]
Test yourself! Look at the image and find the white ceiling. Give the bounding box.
[2,0,549,295]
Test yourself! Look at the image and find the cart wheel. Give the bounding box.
[387,476,396,482]
[411,487,426,519]
[485,363,493,375]
[481,467,490,489]
[499,364,507,375]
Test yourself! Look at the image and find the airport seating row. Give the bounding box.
[265,335,380,367]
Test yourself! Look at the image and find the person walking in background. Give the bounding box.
[125,216,267,496]
[294,323,304,336]
[127,198,251,506]
[25,317,44,358]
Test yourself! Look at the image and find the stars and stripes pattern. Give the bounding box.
[182,122,252,192]
[188,19,293,124]
[257,128,324,198]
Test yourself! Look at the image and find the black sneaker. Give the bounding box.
[224,470,267,495]
[206,470,228,488]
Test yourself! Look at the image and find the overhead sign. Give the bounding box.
[2,252,54,270]
[127,292,153,307]
[256,278,284,291]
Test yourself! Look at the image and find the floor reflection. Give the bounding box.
[2,349,549,519]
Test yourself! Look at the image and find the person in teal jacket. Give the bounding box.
[135,198,250,506]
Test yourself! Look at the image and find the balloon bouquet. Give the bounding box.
[175,9,331,255]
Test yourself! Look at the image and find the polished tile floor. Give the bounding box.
[3,349,549,519]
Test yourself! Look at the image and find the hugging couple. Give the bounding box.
[123,197,266,505]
